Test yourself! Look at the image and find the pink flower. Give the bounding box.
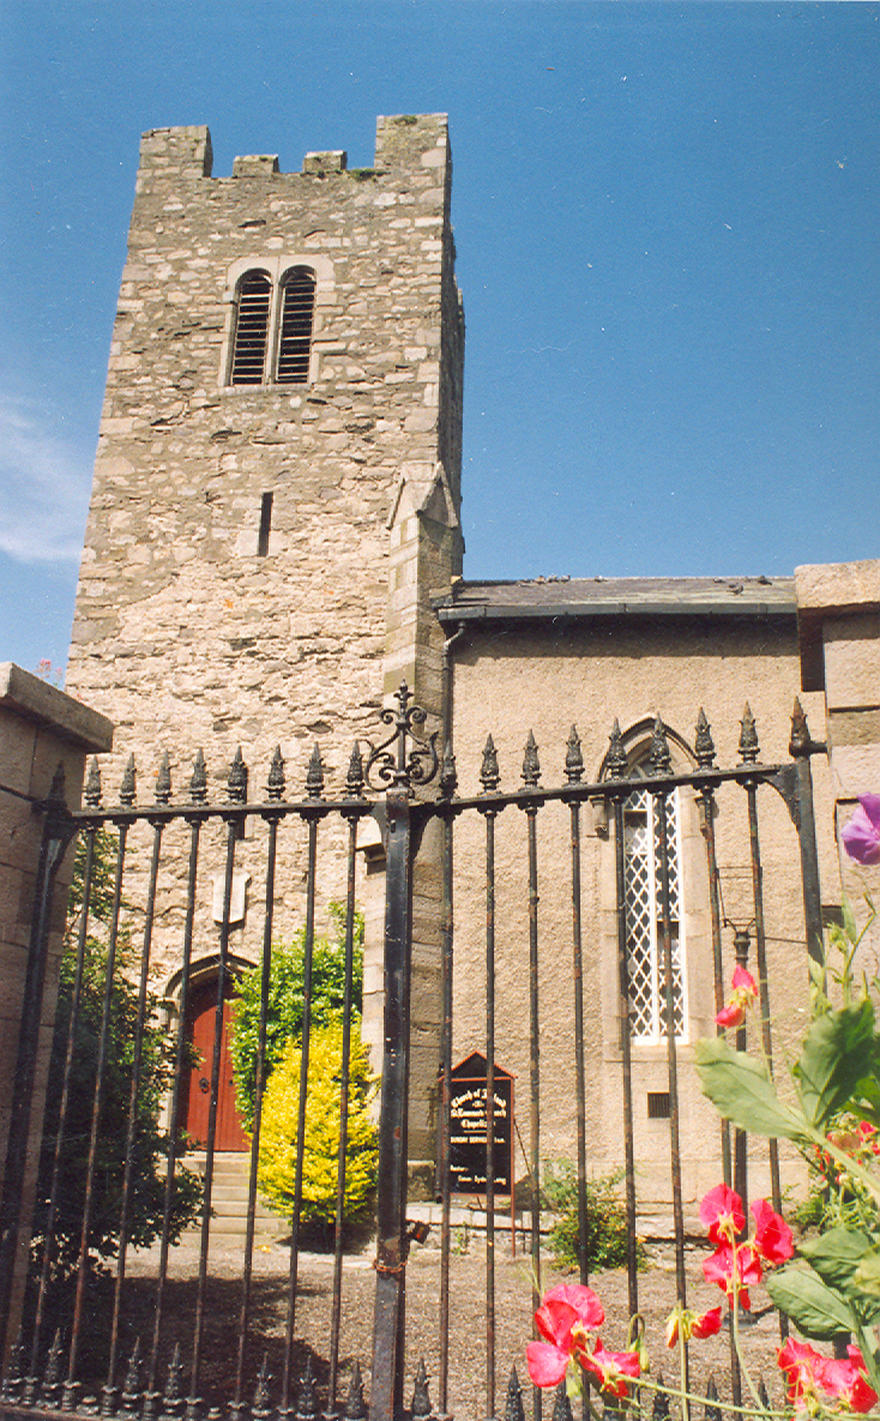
[691,1306,723,1339]
[703,1241,762,1307]
[751,1198,794,1265]
[715,965,759,1030]
[778,1338,826,1408]
[699,1183,745,1244]
[822,1355,879,1414]
[581,1340,641,1398]
[526,1284,605,1389]
[527,1299,581,1388]
[842,794,880,865]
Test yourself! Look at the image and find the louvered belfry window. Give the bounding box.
[230,271,272,384]
[623,785,687,1043]
[276,267,316,383]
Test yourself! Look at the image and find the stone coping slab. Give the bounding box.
[0,662,113,754]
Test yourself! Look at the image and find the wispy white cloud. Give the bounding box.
[0,394,92,562]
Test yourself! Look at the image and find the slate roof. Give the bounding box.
[434,575,796,624]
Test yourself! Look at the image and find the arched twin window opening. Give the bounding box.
[229,267,316,387]
[623,779,688,1045]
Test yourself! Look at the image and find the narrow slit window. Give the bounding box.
[230,271,271,385]
[276,267,316,383]
[257,492,273,557]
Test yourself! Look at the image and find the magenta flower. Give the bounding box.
[751,1198,794,1265]
[842,794,880,865]
[581,1340,642,1398]
[699,1183,745,1243]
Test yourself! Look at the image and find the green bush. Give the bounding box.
[257,1022,378,1228]
[33,832,201,1284]
[230,904,363,1129]
[541,1160,645,1272]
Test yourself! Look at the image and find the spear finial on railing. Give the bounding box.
[565,725,584,784]
[704,1374,721,1421]
[789,696,812,757]
[84,757,103,808]
[267,746,285,801]
[121,1338,142,1417]
[227,747,248,803]
[345,742,365,798]
[439,741,458,799]
[739,703,759,764]
[695,707,716,769]
[155,752,172,805]
[504,1366,525,1421]
[410,1359,432,1418]
[252,1354,272,1421]
[606,718,628,781]
[521,730,541,787]
[343,1362,367,1421]
[119,753,137,807]
[480,733,500,792]
[295,1356,319,1420]
[648,716,672,776]
[552,1378,573,1420]
[305,743,325,800]
[189,748,207,804]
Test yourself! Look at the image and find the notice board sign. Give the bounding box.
[448,1052,514,1194]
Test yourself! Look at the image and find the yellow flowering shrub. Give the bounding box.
[257,1022,378,1225]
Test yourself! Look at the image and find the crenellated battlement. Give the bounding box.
[136,114,449,185]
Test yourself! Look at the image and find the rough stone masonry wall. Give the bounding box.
[65,116,464,1161]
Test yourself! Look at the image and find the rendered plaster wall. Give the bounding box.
[445,617,836,1226]
[0,665,112,1347]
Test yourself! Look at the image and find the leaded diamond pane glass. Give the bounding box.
[623,786,687,1042]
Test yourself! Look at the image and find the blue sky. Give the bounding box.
[1,1,878,675]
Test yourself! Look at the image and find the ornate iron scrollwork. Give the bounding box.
[364,681,439,793]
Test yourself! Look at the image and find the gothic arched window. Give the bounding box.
[229,270,272,385]
[276,267,316,383]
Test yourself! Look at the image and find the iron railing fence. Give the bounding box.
[0,688,825,1421]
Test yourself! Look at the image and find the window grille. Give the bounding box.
[230,271,271,384]
[623,786,687,1043]
[276,267,316,383]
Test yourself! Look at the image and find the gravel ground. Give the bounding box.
[93,1230,791,1419]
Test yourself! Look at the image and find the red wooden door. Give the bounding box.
[179,979,248,1151]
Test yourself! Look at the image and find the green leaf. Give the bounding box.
[766,1263,857,1339]
[794,1000,876,1130]
[693,1037,805,1141]
[798,1229,880,1320]
[854,1249,880,1300]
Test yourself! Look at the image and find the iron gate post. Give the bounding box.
[0,766,76,1359]
[789,700,825,970]
[370,785,415,1421]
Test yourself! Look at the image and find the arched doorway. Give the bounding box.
[177,974,249,1152]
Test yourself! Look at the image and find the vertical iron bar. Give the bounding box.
[67,818,129,1385]
[0,774,74,1361]
[437,807,455,1418]
[696,785,732,1188]
[282,813,320,1411]
[731,929,750,1221]
[106,816,165,1399]
[569,800,588,1286]
[234,812,280,1405]
[189,815,239,1405]
[29,824,95,1372]
[654,790,688,1392]
[790,702,824,972]
[525,803,541,1421]
[328,812,360,1411]
[744,784,787,1341]
[611,796,639,1320]
[369,788,414,1421]
[485,807,497,1421]
[148,816,201,1401]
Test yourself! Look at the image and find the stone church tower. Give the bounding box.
[66,115,464,1162]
